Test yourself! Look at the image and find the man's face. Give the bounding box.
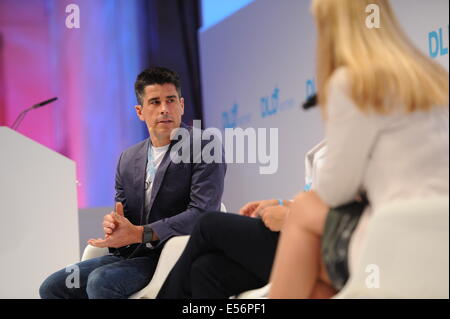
[135,83,184,140]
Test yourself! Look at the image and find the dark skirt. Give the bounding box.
[321,199,368,291]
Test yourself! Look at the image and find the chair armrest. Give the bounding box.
[81,245,109,261]
[129,235,190,299]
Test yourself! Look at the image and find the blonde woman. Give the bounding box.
[269,0,449,298]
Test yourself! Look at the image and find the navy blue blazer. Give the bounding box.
[112,124,226,257]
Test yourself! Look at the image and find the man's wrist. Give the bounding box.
[135,226,144,243]
[142,225,156,243]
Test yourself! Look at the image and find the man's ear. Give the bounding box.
[180,97,185,115]
[135,105,144,121]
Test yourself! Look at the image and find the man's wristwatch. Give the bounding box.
[142,225,154,244]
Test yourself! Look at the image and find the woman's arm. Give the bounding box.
[315,69,379,207]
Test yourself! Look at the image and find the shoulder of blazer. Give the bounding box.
[121,138,150,158]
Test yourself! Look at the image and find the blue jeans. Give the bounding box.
[39,254,159,299]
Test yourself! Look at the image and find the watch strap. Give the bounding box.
[142,225,154,243]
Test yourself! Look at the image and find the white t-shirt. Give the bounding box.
[144,144,170,215]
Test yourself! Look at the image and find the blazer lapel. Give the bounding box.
[134,139,149,224]
[143,123,191,223]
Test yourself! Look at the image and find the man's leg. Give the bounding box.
[86,254,160,299]
[39,255,122,299]
[157,212,279,298]
[190,252,267,298]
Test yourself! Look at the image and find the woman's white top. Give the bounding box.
[315,68,449,273]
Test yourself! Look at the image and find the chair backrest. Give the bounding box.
[335,196,449,299]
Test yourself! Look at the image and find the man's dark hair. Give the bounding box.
[134,67,182,105]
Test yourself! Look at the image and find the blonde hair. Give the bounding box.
[311,0,449,114]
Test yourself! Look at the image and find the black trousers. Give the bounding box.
[157,212,280,299]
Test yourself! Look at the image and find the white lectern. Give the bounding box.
[0,127,79,298]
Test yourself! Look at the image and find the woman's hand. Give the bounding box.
[260,205,289,232]
[239,199,279,217]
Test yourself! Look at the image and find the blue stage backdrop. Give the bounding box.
[199,0,449,213]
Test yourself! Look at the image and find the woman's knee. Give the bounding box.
[289,192,314,225]
[289,191,328,233]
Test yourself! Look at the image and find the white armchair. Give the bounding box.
[233,283,271,299]
[81,203,227,299]
[334,196,449,299]
[236,196,450,299]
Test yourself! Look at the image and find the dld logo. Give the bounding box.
[429,25,449,58]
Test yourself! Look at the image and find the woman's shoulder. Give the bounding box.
[326,67,356,115]
[328,67,351,90]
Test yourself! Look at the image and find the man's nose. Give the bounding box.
[160,102,169,114]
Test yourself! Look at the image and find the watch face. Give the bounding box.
[143,227,153,243]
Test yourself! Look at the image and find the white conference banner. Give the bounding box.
[199,0,449,213]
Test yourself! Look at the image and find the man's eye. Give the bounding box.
[151,100,160,105]
[167,99,175,103]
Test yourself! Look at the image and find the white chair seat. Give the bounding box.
[130,235,190,299]
[334,196,449,299]
[234,283,270,299]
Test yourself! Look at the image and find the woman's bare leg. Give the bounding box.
[268,191,329,298]
[310,280,337,299]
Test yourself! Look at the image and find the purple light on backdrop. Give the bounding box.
[0,0,149,208]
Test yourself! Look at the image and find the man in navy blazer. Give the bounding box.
[39,67,226,299]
